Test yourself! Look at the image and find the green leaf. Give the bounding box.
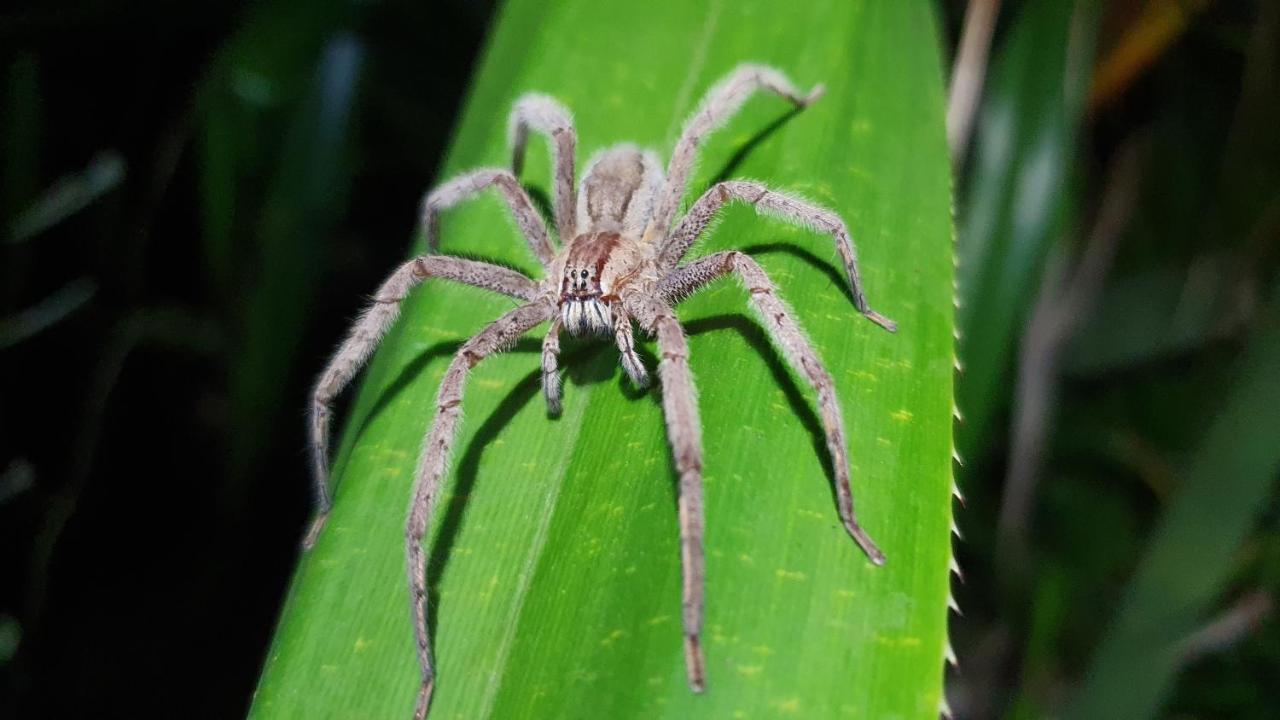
[252,1,956,718]
[196,0,355,310]
[197,14,365,493]
[1067,287,1280,719]
[224,33,363,487]
[196,0,361,496]
[955,0,1097,460]
[1063,259,1242,375]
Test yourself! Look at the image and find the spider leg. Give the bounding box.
[508,94,577,241]
[406,300,554,720]
[541,315,563,414]
[306,256,543,549]
[658,251,885,564]
[660,180,896,332]
[647,64,823,244]
[421,168,557,267]
[626,294,706,692]
[612,302,650,389]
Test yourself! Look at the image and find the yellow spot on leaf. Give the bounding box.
[774,697,802,714]
[872,633,923,648]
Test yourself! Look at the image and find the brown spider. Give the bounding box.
[307,63,896,719]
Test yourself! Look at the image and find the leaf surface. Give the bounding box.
[252,2,956,718]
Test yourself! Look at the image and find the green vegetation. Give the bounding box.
[251,1,956,718]
[12,2,1272,718]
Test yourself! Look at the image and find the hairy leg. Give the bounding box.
[625,294,706,692]
[421,168,557,266]
[661,180,896,332]
[612,303,649,388]
[406,301,555,720]
[541,316,563,414]
[508,93,577,241]
[647,64,823,244]
[306,256,542,549]
[658,251,885,563]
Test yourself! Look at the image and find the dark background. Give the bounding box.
[0,1,495,717]
[1,1,1277,718]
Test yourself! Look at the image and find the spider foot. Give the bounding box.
[620,353,650,390]
[803,83,826,106]
[865,309,897,334]
[302,511,330,551]
[413,677,435,720]
[684,634,706,693]
[629,369,651,391]
[845,519,886,566]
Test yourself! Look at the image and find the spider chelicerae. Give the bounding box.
[306,63,897,719]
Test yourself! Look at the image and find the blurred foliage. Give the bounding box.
[955,0,1096,463]
[949,0,1280,718]
[1069,287,1280,718]
[1,0,493,717]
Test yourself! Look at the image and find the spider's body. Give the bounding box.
[558,146,662,336]
[306,65,897,719]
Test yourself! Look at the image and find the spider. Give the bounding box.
[307,63,897,719]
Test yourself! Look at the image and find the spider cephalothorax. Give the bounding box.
[559,231,622,336]
[306,64,897,720]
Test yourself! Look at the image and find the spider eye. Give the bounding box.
[580,269,589,279]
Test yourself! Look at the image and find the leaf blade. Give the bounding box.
[252,2,956,718]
